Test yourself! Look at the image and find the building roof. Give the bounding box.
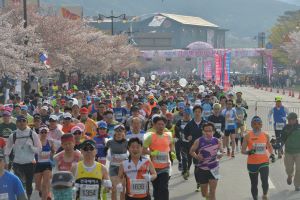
[159,13,219,28]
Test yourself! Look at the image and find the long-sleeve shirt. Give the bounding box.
[183,119,206,144]
[5,127,42,164]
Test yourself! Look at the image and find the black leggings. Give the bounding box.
[13,163,35,198]
[248,166,269,200]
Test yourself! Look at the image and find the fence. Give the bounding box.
[251,101,300,131]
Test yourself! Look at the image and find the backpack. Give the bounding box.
[13,129,34,145]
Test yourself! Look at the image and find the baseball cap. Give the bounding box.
[52,171,74,188]
[80,140,96,149]
[39,126,49,132]
[287,112,298,120]
[49,115,58,121]
[2,111,11,117]
[80,107,89,114]
[41,106,48,111]
[71,126,83,134]
[114,124,125,131]
[33,113,41,120]
[275,96,282,102]
[97,120,107,129]
[63,113,72,119]
[251,116,262,123]
[16,115,27,121]
[21,105,28,111]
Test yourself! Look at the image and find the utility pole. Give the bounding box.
[258,32,265,75]
[98,10,126,35]
[23,0,27,28]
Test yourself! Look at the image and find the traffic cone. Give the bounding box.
[289,90,291,96]
[277,88,279,93]
[292,90,295,97]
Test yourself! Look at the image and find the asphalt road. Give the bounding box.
[30,86,300,200]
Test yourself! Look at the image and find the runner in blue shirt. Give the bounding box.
[0,150,27,200]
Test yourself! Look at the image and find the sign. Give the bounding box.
[148,16,166,27]
[215,54,221,86]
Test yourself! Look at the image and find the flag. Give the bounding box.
[39,53,50,68]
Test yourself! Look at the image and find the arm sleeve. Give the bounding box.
[31,132,42,154]
[4,134,14,157]
[268,108,273,121]
[143,134,152,148]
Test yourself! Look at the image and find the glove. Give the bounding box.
[247,149,256,155]
[142,174,152,182]
[270,154,276,163]
[150,150,160,156]
[170,152,176,160]
[116,183,123,192]
[103,180,112,188]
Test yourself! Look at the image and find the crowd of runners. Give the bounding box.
[0,74,299,200]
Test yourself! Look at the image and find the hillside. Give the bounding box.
[41,0,299,37]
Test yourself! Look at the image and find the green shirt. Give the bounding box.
[0,122,17,138]
[283,125,300,154]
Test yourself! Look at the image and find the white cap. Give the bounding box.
[49,115,58,121]
[195,99,202,106]
[41,106,48,110]
[63,112,72,119]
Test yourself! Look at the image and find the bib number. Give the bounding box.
[130,179,148,195]
[275,123,285,130]
[0,193,8,200]
[254,143,266,155]
[214,123,222,132]
[153,152,169,163]
[210,166,220,179]
[80,184,99,200]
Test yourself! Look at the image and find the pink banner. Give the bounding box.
[215,54,221,85]
[204,60,212,80]
[223,53,230,91]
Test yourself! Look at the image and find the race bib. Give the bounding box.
[210,166,220,179]
[38,151,51,162]
[111,153,128,166]
[130,179,148,195]
[80,184,99,200]
[115,112,123,120]
[275,123,285,131]
[153,152,169,164]
[214,123,222,132]
[0,193,8,200]
[254,143,266,155]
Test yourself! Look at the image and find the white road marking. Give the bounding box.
[269,177,276,189]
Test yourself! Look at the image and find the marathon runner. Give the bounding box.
[268,96,289,158]
[190,122,223,200]
[118,138,157,200]
[242,116,275,200]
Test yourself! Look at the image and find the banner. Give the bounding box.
[204,59,212,80]
[223,53,230,91]
[148,16,166,27]
[215,54,221,86]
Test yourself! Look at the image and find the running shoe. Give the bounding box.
[227,148,230,156]
[183,171,189,180]
[262,195,268,200]
[231,151,235,158]
[195,183,201,192]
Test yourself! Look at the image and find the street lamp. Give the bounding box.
[23,0,27,28]
[98,10,126,35]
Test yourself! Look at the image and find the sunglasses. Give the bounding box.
[98,127,107,130]
[82,146,95,152]
[17,119,27,123]
[73,131,82,135]
[64,117,72,120]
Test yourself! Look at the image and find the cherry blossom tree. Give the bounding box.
[0,9,45,80]
[282,31,300,74]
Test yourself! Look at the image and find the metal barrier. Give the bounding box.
[253,101,300,131]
